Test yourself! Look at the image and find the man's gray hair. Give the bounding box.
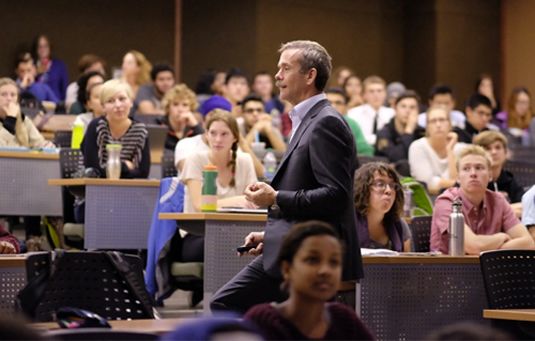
[279,40,332,92]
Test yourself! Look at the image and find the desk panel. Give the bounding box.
[85,185,159,249]
[359,258,488,340]
[0,154,62,216]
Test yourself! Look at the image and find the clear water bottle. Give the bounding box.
[403,186,414,217]
[449,196,465,256]
[106,144,122,179]
[263,149,277,181]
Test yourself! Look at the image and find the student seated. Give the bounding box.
[408,105,466,192]
[430,145,535,254]
[81,79,150,179]
[65,54,106,111]
[496,86,533,145]
[68,71,106,115]
[418,84,465,128]
[453,93,493,144]
[244,221,375,340]
[240,93,286,152]
[15,52,58,104]
[134,63,175,115]
[473,130,524,216]
[72,82,105,135]
[158,83,204,152]
[522,185,535,242]
[180,110,257,262]
[0,77,55,148]
[354,162,411,252]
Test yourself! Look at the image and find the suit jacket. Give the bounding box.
[263,99,364,281]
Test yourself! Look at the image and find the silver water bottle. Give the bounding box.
[449,196,465,256]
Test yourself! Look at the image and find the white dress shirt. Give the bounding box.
[347,104,395,145]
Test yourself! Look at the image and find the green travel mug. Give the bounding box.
[201,163,218,212]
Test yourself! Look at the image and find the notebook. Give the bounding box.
[146,125,168,163]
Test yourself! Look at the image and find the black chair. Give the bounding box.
[54,130,73,148]
[357,155,389,166]
[48,328,159,341]
[161,155,178,178]
[20,251,154,322]
[58,149,85,242]
[503,160,535,190]
[409,216,432,252]
[510,146,535,162]
[480,249,535,338]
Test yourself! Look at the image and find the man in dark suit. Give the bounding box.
[210,40,363,313]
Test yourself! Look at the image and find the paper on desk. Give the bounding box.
[360,248,399,256]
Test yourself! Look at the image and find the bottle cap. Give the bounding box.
[203,163,217,171]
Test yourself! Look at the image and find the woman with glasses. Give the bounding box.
[408,105,466,192]
[494,87,533,146]
[354,162,411,252]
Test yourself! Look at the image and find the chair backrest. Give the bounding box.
[410,216,432,252]
[22,251,154,322]
[480,249,535,309]
[503,160,535,190]
[510,146,535,161]
[59,148,84,179]
[358,155,389,166]
[161,155,178,178]
[54,130,73,148]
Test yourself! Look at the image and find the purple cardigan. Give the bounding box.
[356,213,404,252]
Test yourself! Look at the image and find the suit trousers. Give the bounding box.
[209,255,287,315]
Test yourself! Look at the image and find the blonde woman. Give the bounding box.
[0,77,54,148]
[159,84,204,152]
[120,50,152,98]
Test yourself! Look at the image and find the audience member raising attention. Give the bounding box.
[324,87,373,156]
[245,221,375,341]
[159,83,204,152]
[134,63,175,115]
[347,75,395,146]
[495,86,534,142]
[81,79,150,179]
[430,145,535,254]
[32,34,69,101]
[375,90,425,174]
[354,162,411,252]
[72,82,105,135]
[408,105,466,192]
[0,77,54,148]
[69,71,106,115]
[418,84,465,128]
[343,74,364,109]
[472,130,524,216]
[65,54,106,111]
[475,73,501,117]
[222,68,250,117]
[240,93,286,152]
[120,50,152,98]
[180,109,257,261]
[453,93,492,144]
[15,53,58,103]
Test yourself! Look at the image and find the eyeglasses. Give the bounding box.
[475,110,492,119]
[428,117,448,125]
[371,181,401,193]
[245,108,264,114]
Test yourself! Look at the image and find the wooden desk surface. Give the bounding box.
[32,318,194,335]
[159,212,268,222]
[484,309,535,322]
[48,178,160,187]
[363,255,480,264]
[0,150,59,160]
[0,256,26,267]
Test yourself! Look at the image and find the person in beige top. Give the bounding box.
[0,77,54,148]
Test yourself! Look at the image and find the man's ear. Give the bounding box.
[306,68,317,86]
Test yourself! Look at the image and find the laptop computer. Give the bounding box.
[146,125,168,163]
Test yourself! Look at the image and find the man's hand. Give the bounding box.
[20,73,34,89]
[0,241,16,254]
[39,140,56,148]
[180,112,199,127]
[244,182,277,207]
[446,132,458,152]
[404,110,418,134]
[238,232,265,257]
